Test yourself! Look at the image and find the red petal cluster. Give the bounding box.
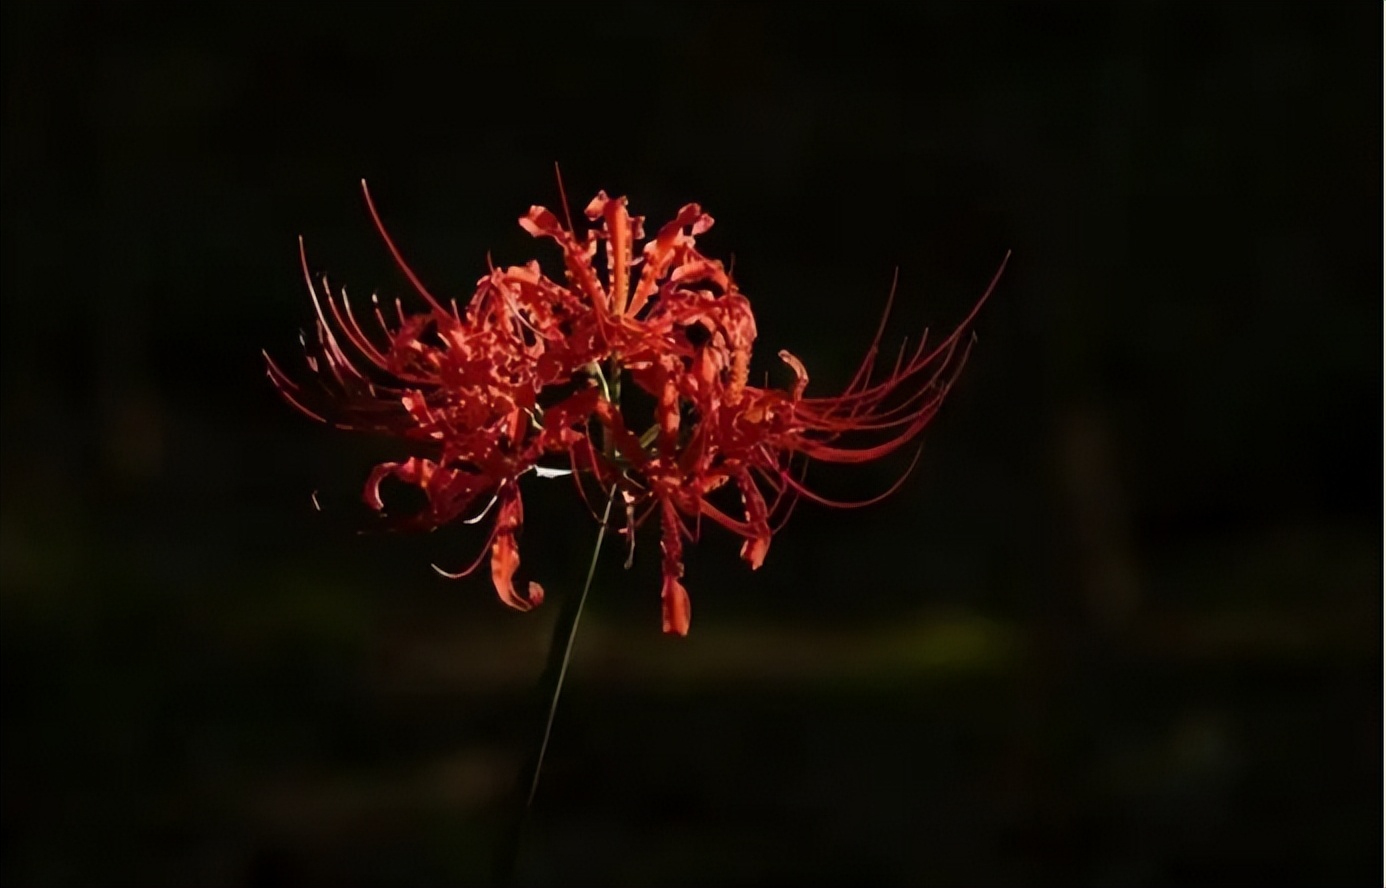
[267,180,1006,635]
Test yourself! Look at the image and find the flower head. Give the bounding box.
[268,178,1005,634]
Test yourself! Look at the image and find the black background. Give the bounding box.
[2,2,1380,886]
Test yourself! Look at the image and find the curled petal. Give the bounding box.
[519,204,609,317]
[629,202,714,317]
[539,386,601,448]
[778,349,808,400]
[659,499,691,636]
[735,471,772,569]
[364,457,434,511]
[490,487,543,612]
[491,530,545,611]
[662,575,690,636]
[592,399,650,468]
[586,192,644,316]
[517,205,565,240]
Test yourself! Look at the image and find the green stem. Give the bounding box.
[494,489,616,886]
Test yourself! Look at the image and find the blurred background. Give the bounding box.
[1,2,1379,885]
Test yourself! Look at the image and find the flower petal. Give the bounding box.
[658,499,691,635]
[489,487,542,612]
[662,575,690,636]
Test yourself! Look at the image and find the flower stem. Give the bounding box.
[494,489,616,886]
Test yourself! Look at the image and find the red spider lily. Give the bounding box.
[265,182,611,611]
[606,262,1007,635]
[268,177,1003,636]
[511,190,775,634]
[512,189,1007,635]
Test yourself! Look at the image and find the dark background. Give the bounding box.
[1,2,1380,886]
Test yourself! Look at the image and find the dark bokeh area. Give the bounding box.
[2,2,1380,885]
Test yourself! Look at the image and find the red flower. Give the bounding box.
[510,188,1006,635]
[266,183,607,611]
[268,178,1004,635]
